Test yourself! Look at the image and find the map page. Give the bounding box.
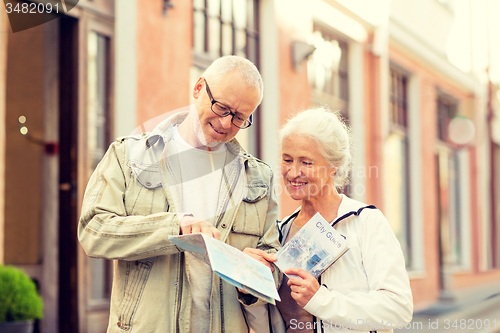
[275,212,349,279]
[168,234,280,304]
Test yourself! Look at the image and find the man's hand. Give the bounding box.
[285,268,320,307]
[242,248,277,272]
[180,215,221,240]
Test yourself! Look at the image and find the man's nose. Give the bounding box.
[220,115,233,129]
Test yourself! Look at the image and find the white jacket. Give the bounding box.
[248,195,413,333]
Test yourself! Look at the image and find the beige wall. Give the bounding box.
[136,0,193,124]
[275,1,313,218]
[4,25,44,264]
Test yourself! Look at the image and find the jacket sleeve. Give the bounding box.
[303,210,413,329]
[78,140,184,261]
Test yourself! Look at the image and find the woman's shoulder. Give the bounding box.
[338,195,378,215]
[277,209,300,228]
[337,195,387,226]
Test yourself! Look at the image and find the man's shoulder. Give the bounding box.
[227,139,274,176]
[243,153,273,176]
[115,133,149,144]
[104,133,151,162]
[111,133,151,151]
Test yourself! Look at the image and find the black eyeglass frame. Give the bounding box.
[203,78,253,129]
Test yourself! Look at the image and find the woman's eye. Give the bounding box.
[303,161,312,166]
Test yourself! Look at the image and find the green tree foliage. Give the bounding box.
[0,265,43,322]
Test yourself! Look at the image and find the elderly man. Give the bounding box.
[78,56,281,333]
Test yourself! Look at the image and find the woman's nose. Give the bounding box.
[287,165,302,178]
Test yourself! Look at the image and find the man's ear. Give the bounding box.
[193,77,204,99]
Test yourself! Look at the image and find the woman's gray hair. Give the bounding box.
[279,107,352,188]
[202,55,264,104]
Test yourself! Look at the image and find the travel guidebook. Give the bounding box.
[168,234,281,304]
[275,212,349,279]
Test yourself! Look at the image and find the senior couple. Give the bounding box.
[79,56,413,333]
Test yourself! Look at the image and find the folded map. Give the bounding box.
[168,233,281,304]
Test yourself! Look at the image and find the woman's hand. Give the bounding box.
[238,248,277,294]
[243,248,277,272]
[285,268,320,307]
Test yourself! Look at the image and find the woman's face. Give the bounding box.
[281,134,337,202]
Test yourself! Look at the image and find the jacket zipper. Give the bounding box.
[159,159,184,333]
[176,253,184,333]
[219,279,225,333]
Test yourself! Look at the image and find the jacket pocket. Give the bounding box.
[124,169,167,216]
[242,181,268,203]
[128,160,163,189]
[117,260,154,331]
[228,182,268,250]
[234,182,268,235]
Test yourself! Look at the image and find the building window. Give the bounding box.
[488,139,500,269]
[436,93,464,269]
[192,0,260,156]
[390,70,408,128]
[384,68,412,267]
[87,31,113,302]
[493,142,500,268]
[307,25,349,116]
[437,94,457,143]
[193,0,259,64]
[306,25,350,194]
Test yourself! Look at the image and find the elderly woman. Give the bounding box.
[273,107,413,333]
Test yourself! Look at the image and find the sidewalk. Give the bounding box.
[397,287,500,333]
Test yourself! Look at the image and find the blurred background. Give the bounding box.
[0,0,499,332]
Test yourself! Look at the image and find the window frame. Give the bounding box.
[308,23,350,119]
[192,0,260,63]
[435,91,471,273]
[492,142,500,268]
[385,67,413,268]
[80,19,115,313]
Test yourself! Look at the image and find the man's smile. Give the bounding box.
[209,122,226,135]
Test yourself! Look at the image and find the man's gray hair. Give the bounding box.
[202,55,264,104]
[279,107,352,188]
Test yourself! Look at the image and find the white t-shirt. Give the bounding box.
[171,125,228,333]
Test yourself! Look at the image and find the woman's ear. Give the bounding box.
[330,166,338,177]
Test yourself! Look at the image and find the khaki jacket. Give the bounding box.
[78,112,281,333]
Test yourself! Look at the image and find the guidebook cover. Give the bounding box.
[275,212,349,278]
[168,233,281,304]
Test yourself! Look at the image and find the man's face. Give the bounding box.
[192,70,260,147]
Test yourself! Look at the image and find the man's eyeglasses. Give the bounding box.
[203,78,253,129]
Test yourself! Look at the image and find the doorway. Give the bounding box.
[58,15,79,333]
